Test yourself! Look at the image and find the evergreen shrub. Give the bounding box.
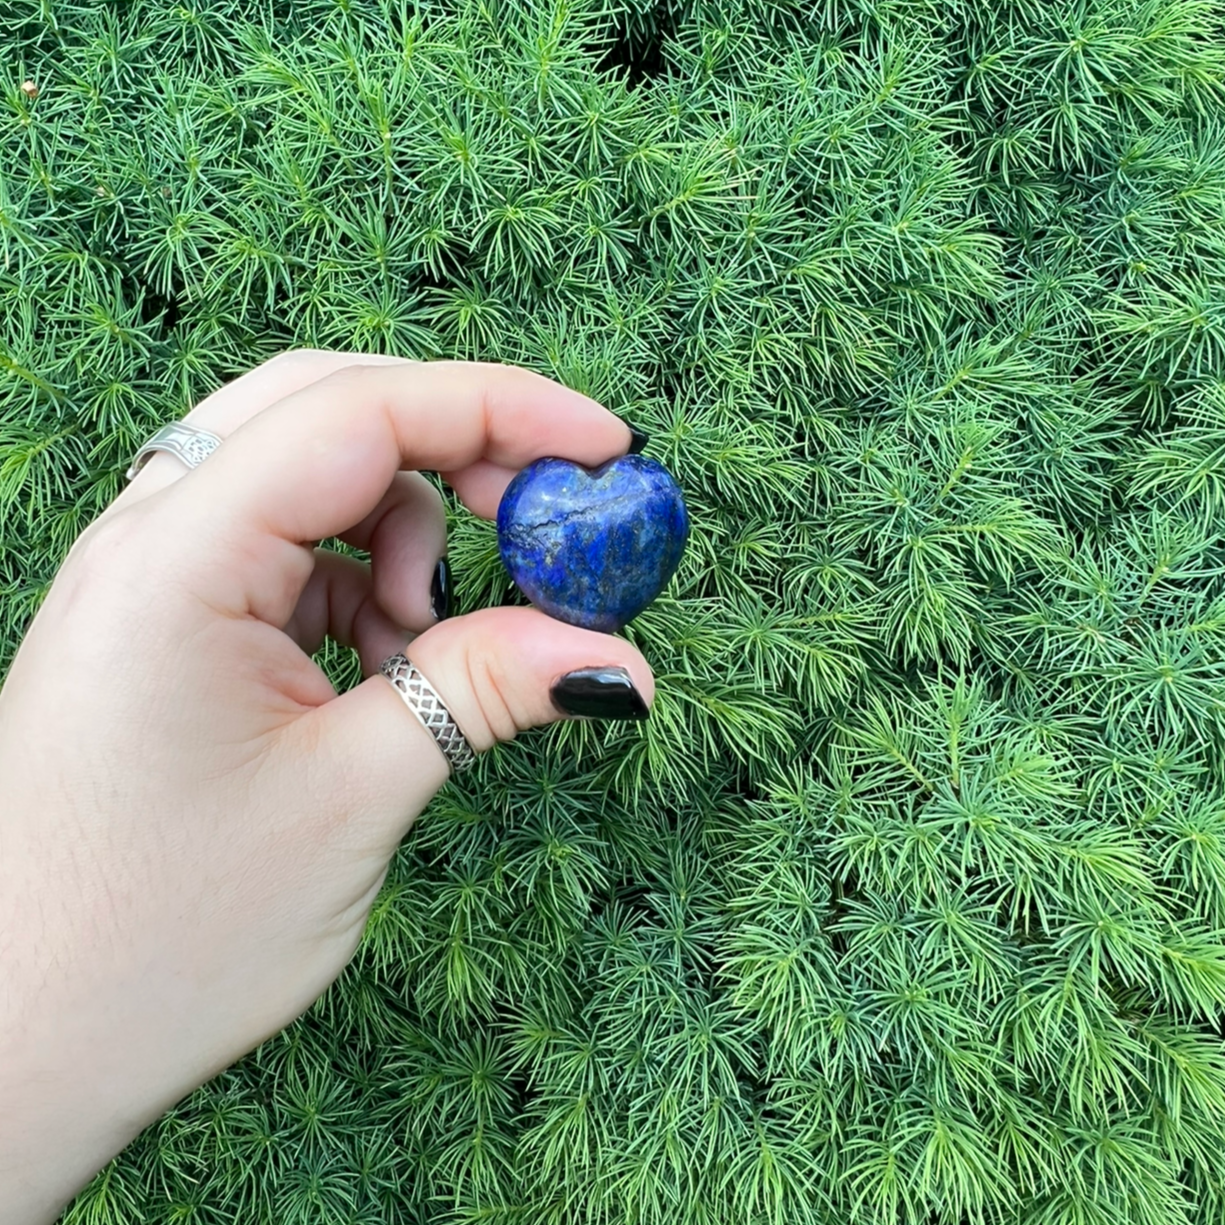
[5,0,1225,1221]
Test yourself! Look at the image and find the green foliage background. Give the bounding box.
[5,0,1225,1220]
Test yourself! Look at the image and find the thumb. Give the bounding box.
[308,606,654,819]
[403,606,655,748]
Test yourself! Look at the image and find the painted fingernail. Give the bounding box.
[431,558,452,621]
[627,427,650,455]
[550,666,649,720]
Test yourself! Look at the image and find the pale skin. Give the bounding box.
[0,352,655,1224]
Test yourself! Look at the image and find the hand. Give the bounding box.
[0,352,654,1224]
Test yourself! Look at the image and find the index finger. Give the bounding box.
[174,360,628,543]
[143,357,632,627]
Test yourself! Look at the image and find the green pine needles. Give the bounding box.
[5,0,1225,1220]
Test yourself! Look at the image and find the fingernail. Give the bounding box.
[550,666,649,720]
[627,427,649,455]
[431,558,452,621]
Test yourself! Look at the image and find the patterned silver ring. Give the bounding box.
[379,653,476,773]
[126,422,223,480]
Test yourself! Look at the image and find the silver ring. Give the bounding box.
[126,422,223,480]
[379,654,476,773]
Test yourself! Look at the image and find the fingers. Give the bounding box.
[157,360,634,625]
[303,607,655,841]
[114,351,413,510]
[281,550,408,677]
[333,471,448,630]
[440,458,522,519]
[240,470,450,640]
[403,608,655,750]
[197,360,627,539]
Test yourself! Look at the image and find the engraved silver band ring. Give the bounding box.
[126,422,223,480]
[379,654,476,773]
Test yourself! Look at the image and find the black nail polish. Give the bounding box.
[550,667,649,720]
[431,558,452,621]
[627,427,649,455]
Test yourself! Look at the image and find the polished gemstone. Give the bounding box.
[497,454,689,632]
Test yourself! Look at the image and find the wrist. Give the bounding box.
[0,866,148,1223]
[0,1024,137,1225]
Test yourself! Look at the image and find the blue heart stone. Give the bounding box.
[497,454,689,633]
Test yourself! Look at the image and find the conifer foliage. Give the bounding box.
[5,0,1225,1220]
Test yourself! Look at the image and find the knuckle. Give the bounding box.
[314,364,370,395]
[72,508,139,572]
[267,347,331,372]
[54,509,148,615]
[466,643,520,743]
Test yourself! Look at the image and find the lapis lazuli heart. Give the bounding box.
[496,454,689,633]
